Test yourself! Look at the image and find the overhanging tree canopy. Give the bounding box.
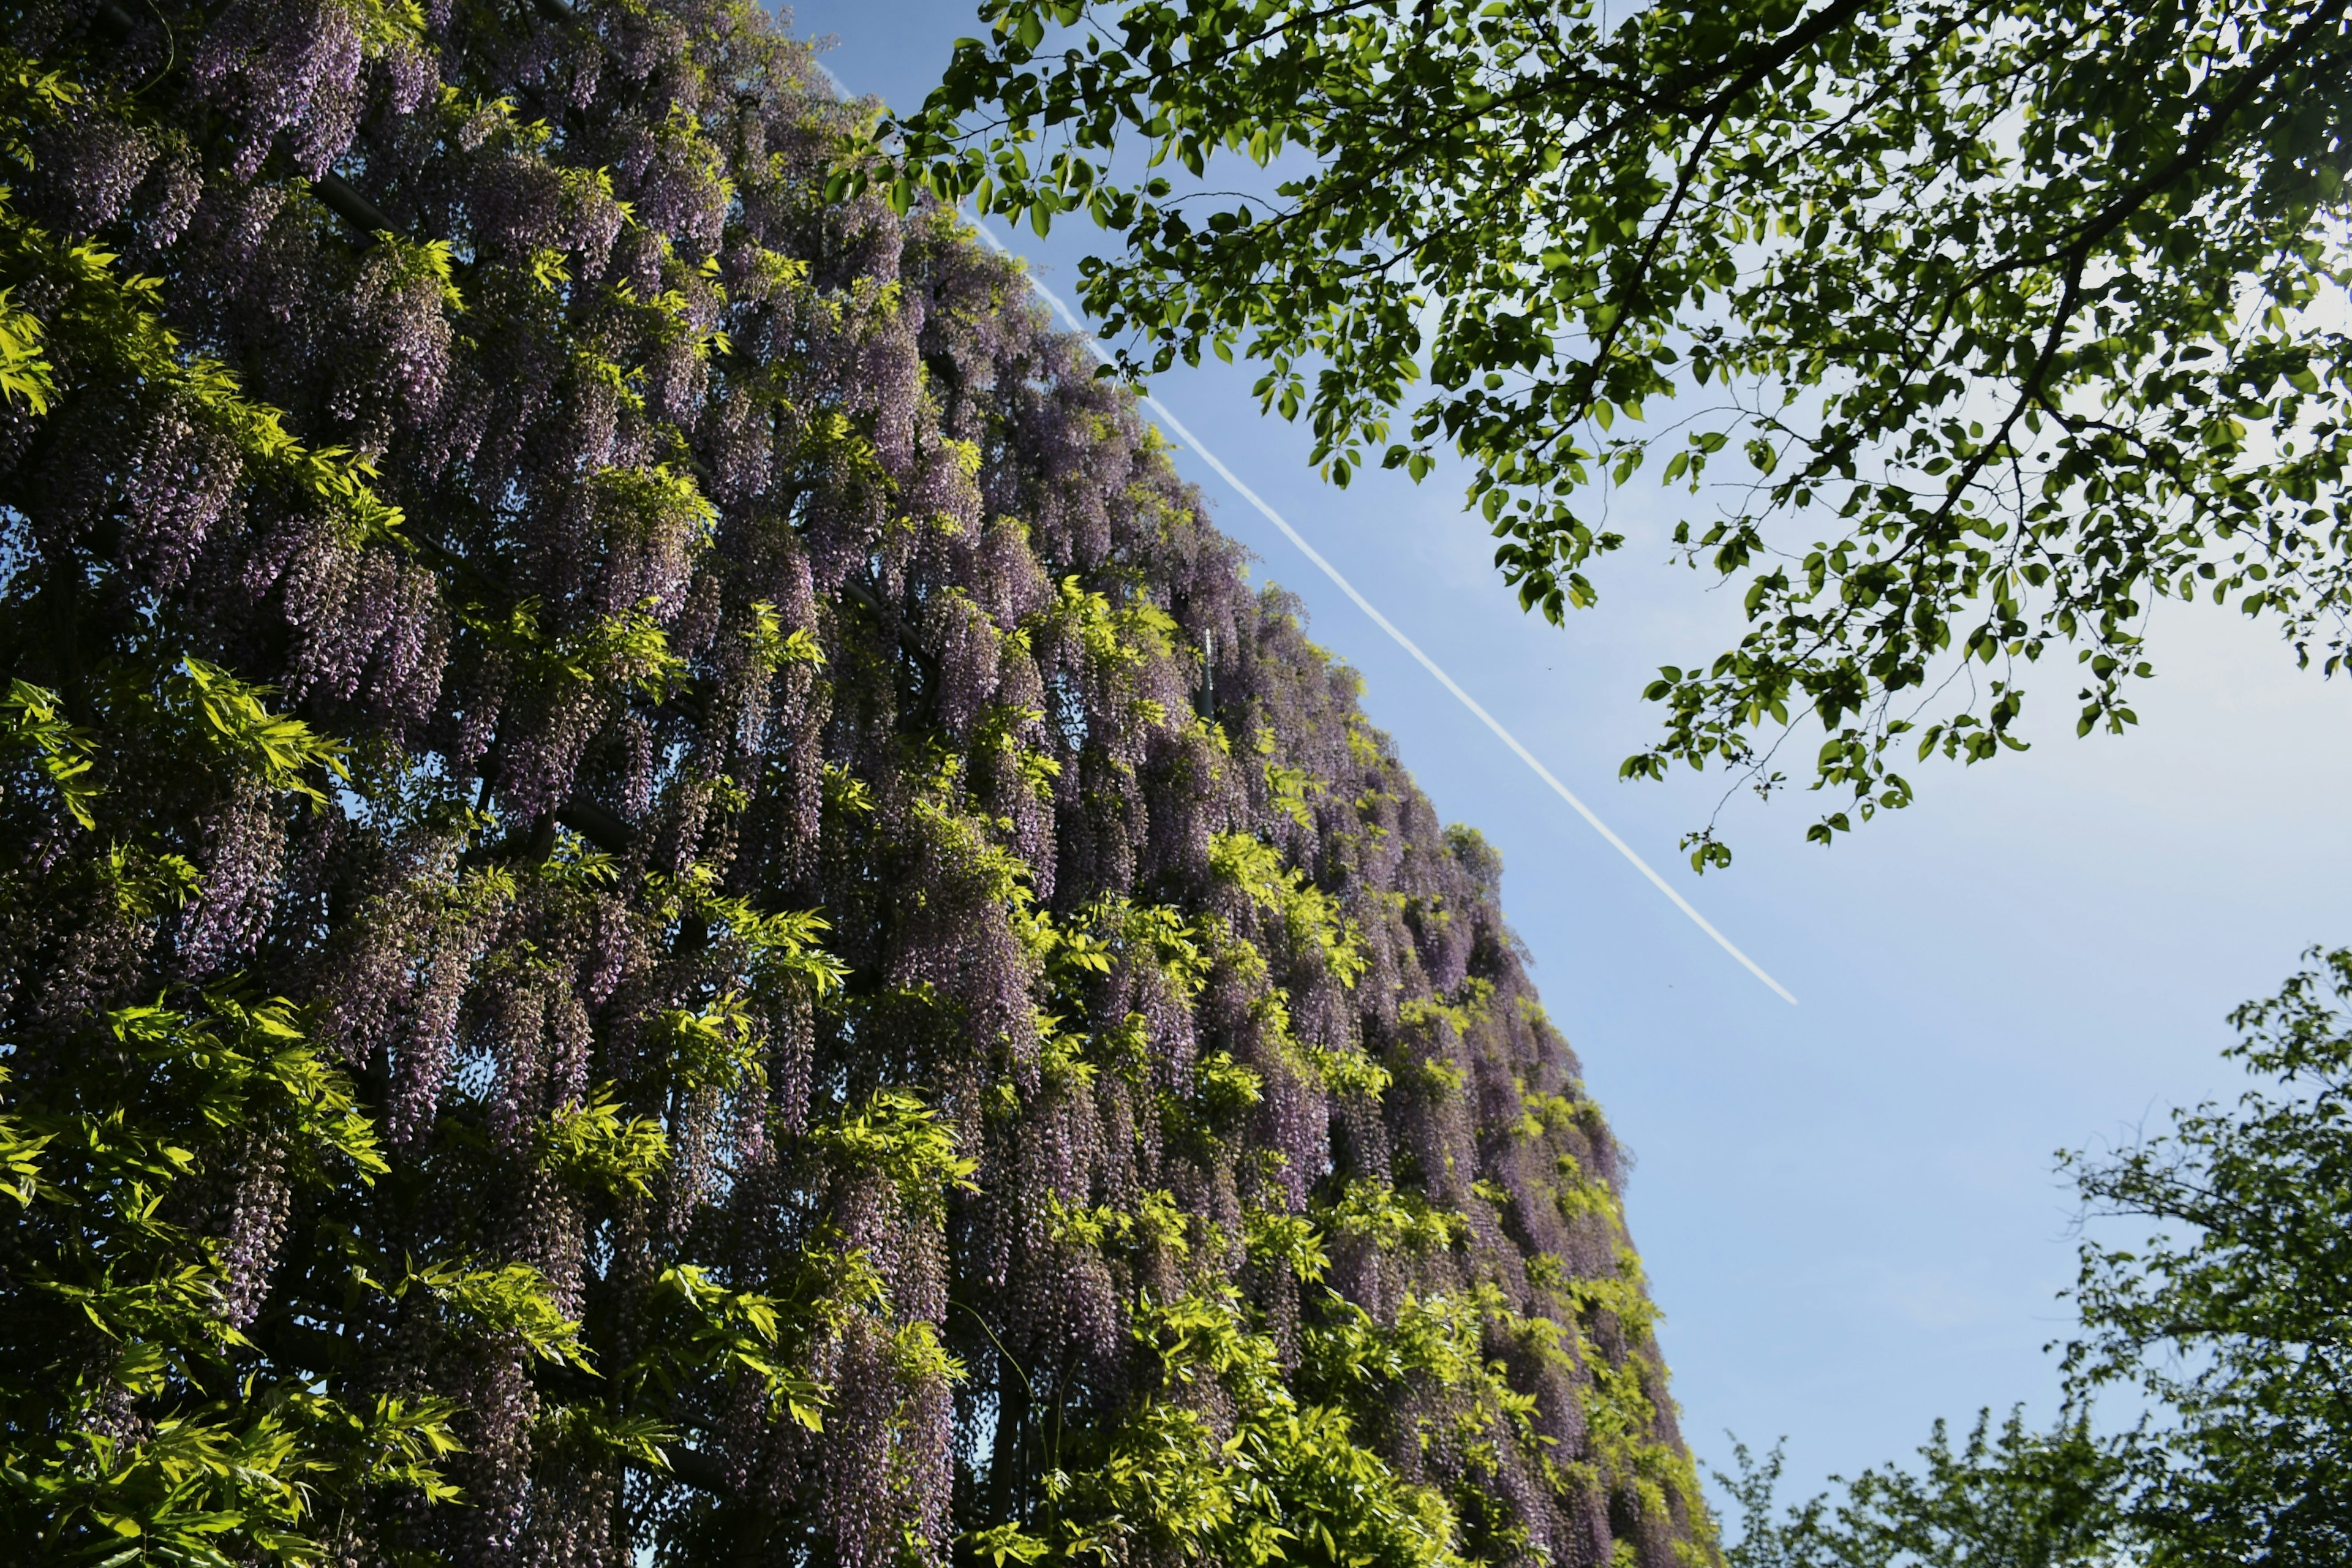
[891,0,2352,862]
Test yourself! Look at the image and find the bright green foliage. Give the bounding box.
[538,1088,670,1199]
[0,287,52,415]
[0,652,508,1565]
[2,679,99,829]
[173,662,349,810]
[987,1287,1466,1568]
[811,1088,983,1206]
[0,994,466,1566]
[1717,1415,2133,1568]
[630,1263,827,1435]
[888,0,2352,861]
[0,181,405,552]
[1325,1181,1468,1257]
[1212,829,1368,988]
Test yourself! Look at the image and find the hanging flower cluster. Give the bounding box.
[0,1,1714,1564]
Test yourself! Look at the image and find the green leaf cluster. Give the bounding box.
[0,995,464,1566]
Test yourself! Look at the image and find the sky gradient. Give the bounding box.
[786,0,2352,1512]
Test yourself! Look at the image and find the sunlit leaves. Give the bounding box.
[1210,830,1368,987]
[399,1257,595,1372]
[1012,1286,1469,1568]
[0,997,452,1565]
[745,598,827,673]
[635,1264,829,1433]
[1322,1180,1468,1257]
[0,285,52,414]
[0,178,409,552]
[540,1087,670,1198]
[1,679,97,828]
[173,660,350,809]
[809,1087,981,1205]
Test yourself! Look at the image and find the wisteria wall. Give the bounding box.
[0,1,1714,1563]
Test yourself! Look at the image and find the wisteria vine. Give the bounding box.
[0,1,1714,1564]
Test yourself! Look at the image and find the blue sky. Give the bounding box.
[786,0,2352,1512]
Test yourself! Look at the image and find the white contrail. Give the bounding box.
[819,60,1796,1005]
